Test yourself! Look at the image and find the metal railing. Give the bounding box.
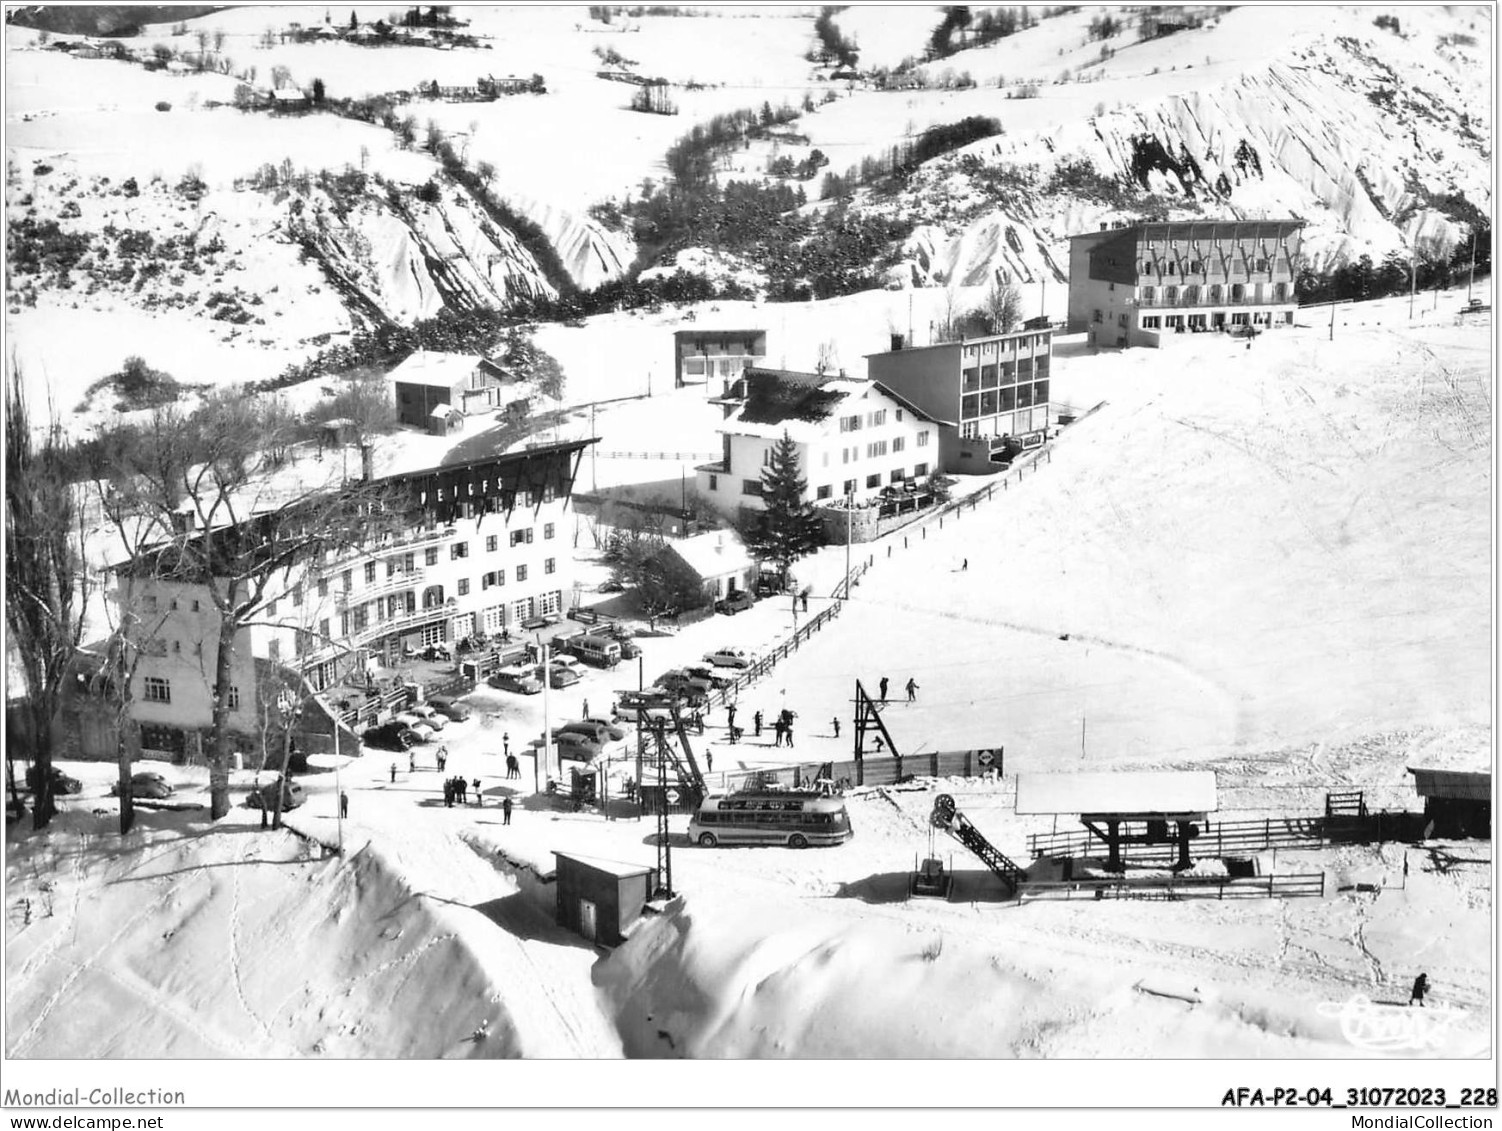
[336,568,425,606]
[1027,811,1420,860]
[1018,873,1326,901]
[1134,293,1291,309]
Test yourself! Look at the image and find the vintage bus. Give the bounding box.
[688,790,853,849]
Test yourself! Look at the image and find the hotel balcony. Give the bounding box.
[1134,292,1292,309]
[335,567,425,607]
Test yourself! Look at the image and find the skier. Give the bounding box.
[906,677,919,703]
[1410,973,1429,1008]
[502,795,513,825]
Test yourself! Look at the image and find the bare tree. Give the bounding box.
[5,377,92,829]
[270,64,294,90]
[99,394,396,819]
[213,28,226,52]
[196,28,211,52]
[980,277,1025,335]
[476,159,496,187]
[932,285,965,343]
[815,338,840,375]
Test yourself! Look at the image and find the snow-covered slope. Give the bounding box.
[845,8,1492,287]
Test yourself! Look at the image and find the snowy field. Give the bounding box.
[7,287,1492,1084]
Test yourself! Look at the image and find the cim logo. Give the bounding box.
[1316,995,1466,1052]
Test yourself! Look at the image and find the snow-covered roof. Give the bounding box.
[662,530,753,580]
[1015,771,1218,817]
[428,404,459,419]
[386,351,481,389]
[720,370,944,443]
[553,851,655,878]
[273,88,309,102]
[1408,767,1490,801]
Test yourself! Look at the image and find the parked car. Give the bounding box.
[25,764,82,795]
[551,731,603,761]
[603,624,643,658]
[714,590,756,615]
[394,713,437,742]
[490,664,543,695]
[555,720,624,746]
[704,646,756,669]
[546,663,582,689]
[597,579,625,593]
[682,661,736,689]
[363,722,419,751]
[655,669,713,702]
[520,613,560,631]
[425,695,472,722]
[408,703,448,730]
[247,777,306,812]
[110,771,174,800]
[576,717,627,741]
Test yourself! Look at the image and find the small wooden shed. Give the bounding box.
[553,851,656,946]
[1407,767,1490,839]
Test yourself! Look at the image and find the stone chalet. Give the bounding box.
[387,351,509,434]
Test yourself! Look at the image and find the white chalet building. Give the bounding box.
[696,368,946,516]
[111,441,592,759]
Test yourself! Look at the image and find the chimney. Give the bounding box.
[890,333,905,351]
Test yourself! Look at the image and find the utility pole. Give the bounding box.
[1329,298,1335,342]
[1467,228,1477,303]
[537,637,551,792]
[1409,241,1416,320]
[1040,275,1046,320]
[843,492,852,601]
[590,403,597,491]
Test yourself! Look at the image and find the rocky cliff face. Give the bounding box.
[873,23,1490,289]
[286,185,558,327]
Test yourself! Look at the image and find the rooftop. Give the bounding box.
[1015,771,1219,817]
[1067,219,1306,242]
[553,851,656,879]
[386,350,484,389]
[1407,767,1491,802]
[864,326,1048,359]
[660,529,753,579]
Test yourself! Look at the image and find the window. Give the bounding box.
[1141,316,1161,329]
[516,565,529,583]
[545,558,556,575]
[762,448,772,466]
[1143,260,1154,274]
[293,583,303,607]
[1141,285,1155,304]
[169,598,178,611]
[962,367,980,392]
[816,485,833,500]
[144,677,171,704]
[742,479,763,497]
[914,462,928,478]
[543,523,555,540]
[192,599,200,612]
[866,440,887,458]
[1118,313,1128,327]
[821,452,829,467]
[319,618,330,640]
[364,562,377,584]
[839,414,861,432]
[842,479,856,496]
[457,578,470,596]
[868,410,886,427]
[1168,261,1176,275]
[1231,312,1249,325]
[425,546,439,566]
[708,474,718,491]
[890,469,905,483]
[510,529,533,547]
[865,473,881,489]
[226,686,241,710]
[1257,258,1268,272]
[484,569,506,588]
[386,558,398,578]
[267,598,278,617]
[317,578,328,598]
[892,436,905,453]
[1092,309,1103,323]
[962,393,980,419]
[1191,259,1203,272]
[486,535,498,552]
[842,447,851,464]
[1231,283,1245,301]
[451,542,469,560]
[917,431,930,448]
[1166,286,1178,303]
[895,409,903,422]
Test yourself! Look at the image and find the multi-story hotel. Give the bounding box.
[1066,219,1305,347]
[112,441,591,758]
[865,328,1053,472]
[697,368,944,515]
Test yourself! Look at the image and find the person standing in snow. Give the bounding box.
[906,677,919,703]
[443,779,453,807]
[503,732,510,759]
[472,777,482,806]
[502,795,513,825]
[390,762,397,784]
[726,703,737,731]
[773,717,786,747]
[340,791,349,819]
[753,710,763,737]
[409,751,416,774]
[878,676,889,702]
[704,748,713,772]
[1410,973,1429,1008]
[832,717,841,739]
